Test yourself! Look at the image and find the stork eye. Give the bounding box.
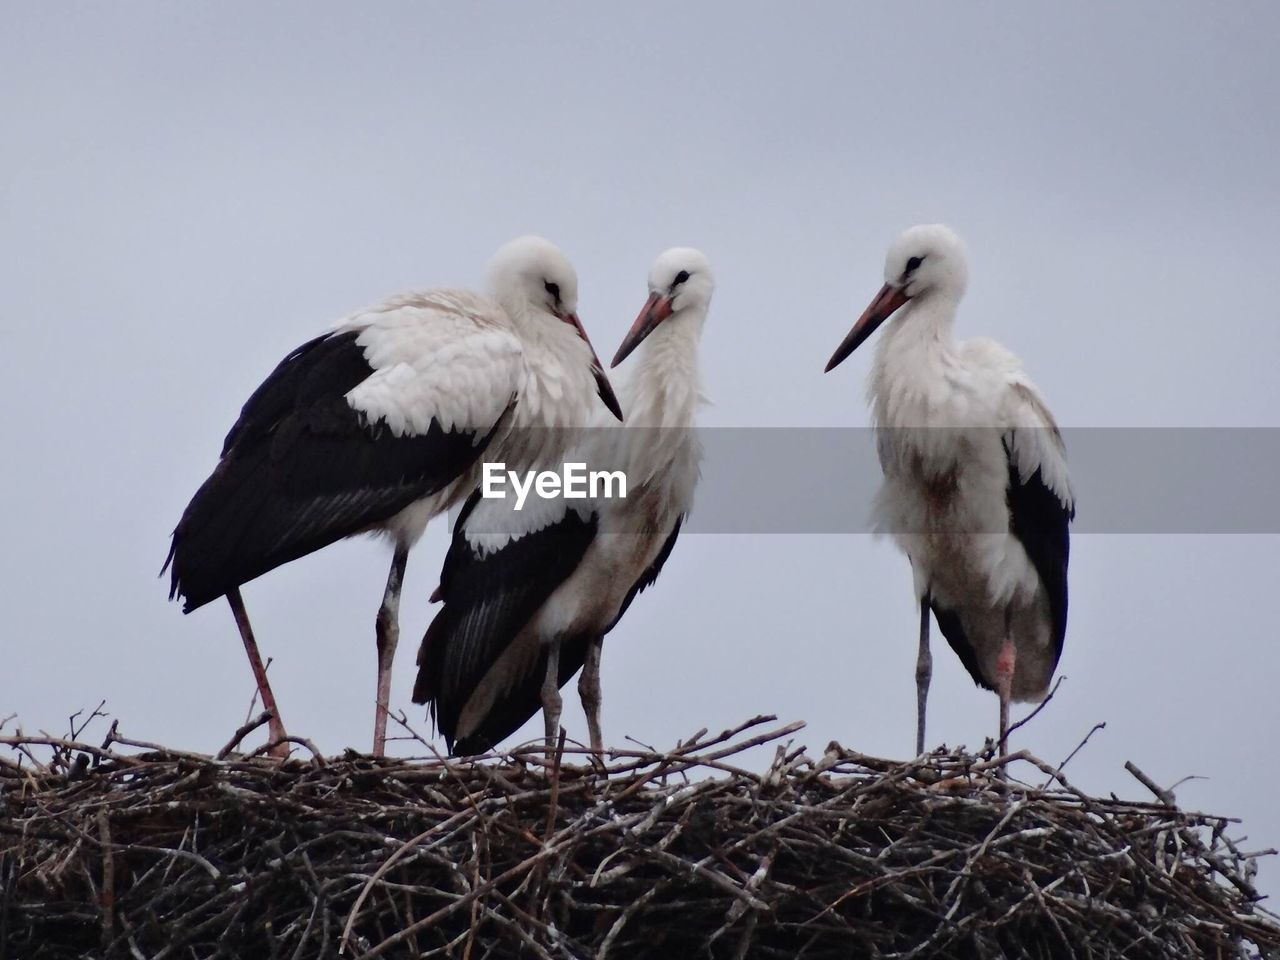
[672,270,690,286]
[543,280,561,301]
[905,256,924,274]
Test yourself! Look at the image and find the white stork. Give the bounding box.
[413,248,711,755]
[165,236,622,757]
[824,224,1074,756]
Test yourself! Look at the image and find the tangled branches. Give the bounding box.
[1,715,1277,959]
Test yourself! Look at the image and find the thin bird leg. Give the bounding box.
[541,639,563,755]
[995,612,1017,758]
[578,636,605,757]
[226,588,288,759]
[916,595,933,756]
[372,543,409,757]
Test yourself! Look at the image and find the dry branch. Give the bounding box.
[1,716,1277,959]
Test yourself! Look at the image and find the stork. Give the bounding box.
[824,224,1074,756]
[164,236,622,757]
[413,248,711,756]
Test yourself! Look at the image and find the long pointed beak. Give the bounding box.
[824,283,910,373]
[611,292,674,368]
[561,311,624,421]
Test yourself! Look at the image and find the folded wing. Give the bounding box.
[166,293,522,611]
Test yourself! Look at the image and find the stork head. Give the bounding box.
[487,235,622,421]
[611,247,714,367]
[825,224,969,373]
[487,234,581,320]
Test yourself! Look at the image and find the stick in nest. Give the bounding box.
[1,716,1277,960]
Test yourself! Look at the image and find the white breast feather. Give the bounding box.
[868,331,1073,609]
[512,321,598,431]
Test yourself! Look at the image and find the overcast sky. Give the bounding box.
[4,3,1278,896]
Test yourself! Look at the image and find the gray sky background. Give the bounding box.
[4,3,1279,896]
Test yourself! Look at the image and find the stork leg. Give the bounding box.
[995,613,1017,757]
[578,636,605,757]
[541,639,563,755]
[916,594,933,756]
[226,587,289,759]
[372,543,409,758]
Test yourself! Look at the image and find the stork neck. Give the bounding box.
[867,293,960,421]
[500,297,548,339]
[876,293,957,364]
[506,302,598,431]
[624,306,705,429]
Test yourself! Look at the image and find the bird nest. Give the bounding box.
[1,714,1277,959]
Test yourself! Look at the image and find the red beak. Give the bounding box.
[824,283,910,373]
[560,311,624,421]
[611,292,674,368]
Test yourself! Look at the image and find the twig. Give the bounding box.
[3,719,1278,960]
[1006,675,1066,738]
[544,727,566,840]
[1125,760,1176,806]
[215,711,275,760]
[244,736,325,765]
[1056,722,1106,775]
[97,809,114,948]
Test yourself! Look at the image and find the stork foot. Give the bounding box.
[541,641,564,759]
[579,637,605,761]
[373,608,398,757]
[372,545,409,758]
[915,596,932,756]
[995,635,1016,763]
[227,588,289,759]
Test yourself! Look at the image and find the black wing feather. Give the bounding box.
[220,332,365,456]
[1003,439,1074,673]
[448,635,593,757]
[413,492,598,753]
[930,446,1072,690]
[166,331,504,611]
[929,599,992,692]
[605,516,683,633]
[424,514,685,756]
